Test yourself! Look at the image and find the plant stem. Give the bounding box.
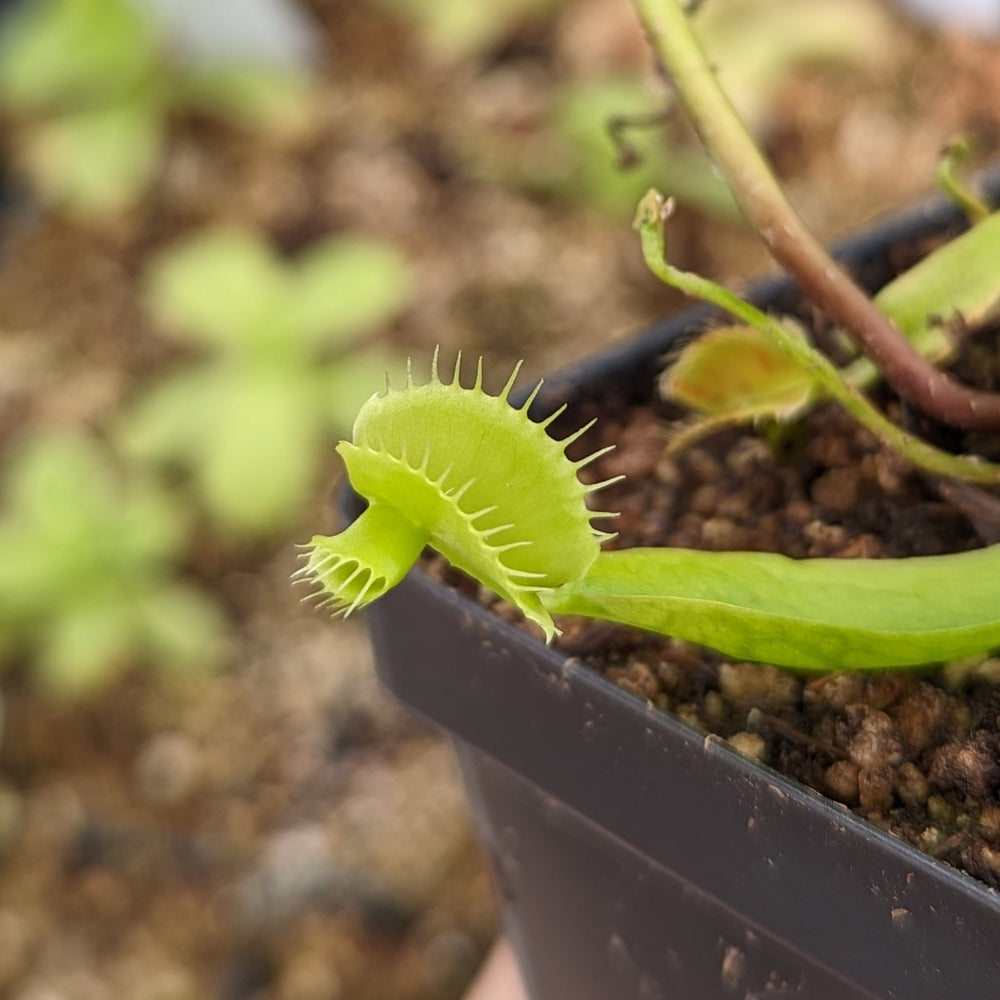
[636,192,1000,485]
[937,138,991,224]
[632,0,1000,432]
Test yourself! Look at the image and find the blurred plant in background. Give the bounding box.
[0,0,313,218]
[0,0,414,699]
[371,0,566,61]
[119,228,412,539]
[463,0,892,219]
[0,431,224,697]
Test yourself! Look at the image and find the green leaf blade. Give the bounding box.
[0,0,161,111]
[290,236,415,347]
[144,228,289,351]
[547,545,1000,669]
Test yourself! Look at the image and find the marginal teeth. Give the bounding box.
[492,539,532,555]
[506,567,547,581]
[467,503,498,522]
[585,474,626,492]
[575,444,615,469]
[558,416,597,448]
[478,522,514,540]
[518,378,545,413]
[498,360,525,402]
[448,477,475,502]
[538,402,568,430]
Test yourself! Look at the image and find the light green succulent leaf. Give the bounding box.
[551,76,738,219]
[662,322,818,420]
[17,96,164,216]
[371,0,561,60]
[289,237,415,348]
[136,582,228,674]
[0,437,112,621]
[2,430,119,532]
[0,523,60,623]
[196,371,322,536]
[35,600,135,698]
[114,478,189,572]
[145,227,290,351]
[0,0,161,111]
[322,349,409,431]
[0,429,187,618]
[0,430,201,695]
[121,362,325,535]
[118,367,218,464]
[178,62,315,132]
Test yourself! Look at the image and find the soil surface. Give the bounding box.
[1,1,1000,998]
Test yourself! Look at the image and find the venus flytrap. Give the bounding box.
[661,185,1000,448]
[300,0,1000,673]
[634,0,1000,433]
[636,192,1000,485]
[119,226,411,538]
[301,350,1000,669]
[299,349,618,641]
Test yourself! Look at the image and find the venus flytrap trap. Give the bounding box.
[298,349,619,642]
[118,226,412,538]
[636,191,1000,485]
[634,0,1000,434]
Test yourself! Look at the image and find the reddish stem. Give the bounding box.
[635,0,1000,432]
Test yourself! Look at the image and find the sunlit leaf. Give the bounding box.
[180,62,315,133]
[196,371,322,536]
[0,431,220,697]
[662,323,818,420]
[290,236,415,347]
[36,602,135,698]
[0,0,160,110]
[18,96,164,216]
[145,228,289,350]
[135,583,228,674]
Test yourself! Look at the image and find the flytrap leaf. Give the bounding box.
[546,545,1000,670]
[661,321,819,448]
[302,353,1000,669]
[299,351,618,641]
[662,210,1000,434]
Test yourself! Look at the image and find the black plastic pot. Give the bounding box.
[364,172,1000,1000]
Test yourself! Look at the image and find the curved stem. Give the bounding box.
[937,138,991,224]
[636,193,1000,485]
[633,0,1000,432]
